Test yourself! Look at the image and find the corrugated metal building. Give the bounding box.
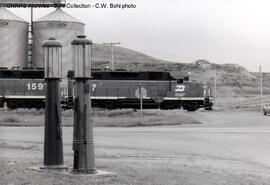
[0,8,28,68]
[32,8,85,78]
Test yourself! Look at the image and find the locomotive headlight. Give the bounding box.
[42,37,62,79]
[71,35,92,79]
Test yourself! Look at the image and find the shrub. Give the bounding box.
[2,116,20,123]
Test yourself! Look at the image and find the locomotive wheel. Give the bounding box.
[106,101,114,110]
[7,100,17,109]
[184,102,198,112]
[106,100,118,110]
[187,107,196,112]
[160,101,180,110]
[0,100,4,108]
[35,101,45,109]
[205,106,213,111]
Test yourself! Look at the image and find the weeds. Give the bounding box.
[107,109,134,117]
[0,108,202,127]
[2,116,20,123]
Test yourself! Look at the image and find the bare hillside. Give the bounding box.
[92,44,267,97]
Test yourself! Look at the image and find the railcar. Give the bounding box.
[66,70,213,111]
[0,68,45,109]
[0,68,213,111]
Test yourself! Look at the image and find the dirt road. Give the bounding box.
[1,110,270,185]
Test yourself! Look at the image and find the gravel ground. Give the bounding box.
[1,110,270,185]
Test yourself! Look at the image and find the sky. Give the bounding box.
[6,0,270,72]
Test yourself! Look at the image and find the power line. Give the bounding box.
[260,65,263,112]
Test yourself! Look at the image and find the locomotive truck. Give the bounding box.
[0,68,213,111]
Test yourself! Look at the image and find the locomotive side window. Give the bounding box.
[184,76,189,81]
[177,79,184,84]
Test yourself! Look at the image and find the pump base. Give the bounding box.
[28,166,116,177]
[72,168,97,174]
[28,165,68,172]
[70,169,117,177]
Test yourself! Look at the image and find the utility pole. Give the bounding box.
[260,65,263,112]
[103,42,120,70]
[139,83,143,121]
[213,69,217,103]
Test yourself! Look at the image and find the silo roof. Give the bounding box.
[35,8,84,24]
[0,8,27,23]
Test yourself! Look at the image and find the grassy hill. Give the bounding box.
[92,44,268,98]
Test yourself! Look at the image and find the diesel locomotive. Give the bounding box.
[0,68,213,111]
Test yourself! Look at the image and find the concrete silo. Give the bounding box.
[32,8,85,77]
[0,8,28,68]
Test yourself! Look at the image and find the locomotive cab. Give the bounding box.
[174,76,189,97]
[176,76,189,84]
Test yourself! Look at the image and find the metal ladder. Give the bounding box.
[27,23,33,68]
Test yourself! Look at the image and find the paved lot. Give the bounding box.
[1,111,270,184]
